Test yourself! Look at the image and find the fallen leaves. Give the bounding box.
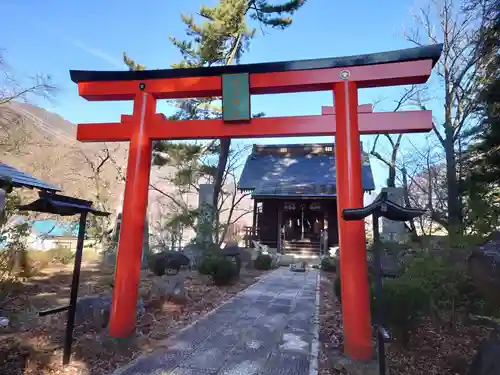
[318,272,493,375]
[0,262,268,375]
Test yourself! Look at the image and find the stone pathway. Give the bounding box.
[114,267,320,375]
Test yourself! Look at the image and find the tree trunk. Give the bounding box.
[401,167,418,240]
[444,130,462,235]
[213,141,231,206]
[387,167,396,188]
[212,138,231,242]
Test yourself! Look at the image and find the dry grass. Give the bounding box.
[0,260,268,375]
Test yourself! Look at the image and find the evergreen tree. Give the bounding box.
[123,0,306,243]
[463,0,500,233]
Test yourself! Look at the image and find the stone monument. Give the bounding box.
[196,183,215,245]
[104,212,150,267]
[380,187,407,242]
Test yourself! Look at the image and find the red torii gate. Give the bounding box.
[70,43,442,360]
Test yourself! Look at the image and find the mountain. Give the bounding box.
[0,102,127,210]
[0,103,253,244]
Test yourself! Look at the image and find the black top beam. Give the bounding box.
[70,44,443,83]
[17,191,109,217]
[342,191,426,222]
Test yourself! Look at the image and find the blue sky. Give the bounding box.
[1,0,440,191]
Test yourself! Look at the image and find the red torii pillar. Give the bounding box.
[70,43,441,360]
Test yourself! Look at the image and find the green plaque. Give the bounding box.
[222,73,251,121]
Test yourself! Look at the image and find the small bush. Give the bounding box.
[404,255,469,314]
[321,257,337,272]
[334,254,493,348]
[211,258,237,286]
[254,254,273,270]
[197,255,237,286]
[197,255,219,275]
[372,277,428,346]
[29,247,75,265]
[51,247,75,265]
[336,272,423,346]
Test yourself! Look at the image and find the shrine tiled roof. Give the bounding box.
[238,143,375,198]
[0,163,60,192]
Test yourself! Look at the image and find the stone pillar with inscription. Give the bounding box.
[196,184,215,245]
[104,197,150,267]
[380,187,407,242]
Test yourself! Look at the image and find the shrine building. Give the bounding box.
[238,143,375,256]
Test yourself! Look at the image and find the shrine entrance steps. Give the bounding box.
[283,239,321,257]
[113,267,320,375]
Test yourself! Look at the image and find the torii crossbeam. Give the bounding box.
[70,43,442,361]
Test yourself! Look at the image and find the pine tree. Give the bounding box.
[463,0,500,233]
[123,0,306,244]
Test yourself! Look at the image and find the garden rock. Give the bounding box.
[368,254,404,278]
[239,248,252,264]
[151,273,188,304]
[279,254,295,266]
[468,338,500,375]
[290,261,306,273]
[250,248,260,261]
[468,232,500,307]
[327,349,378,375]
[74,295,144,329]
[271,253,281,268]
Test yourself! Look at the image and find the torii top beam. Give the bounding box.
[70,44,442,101]
[70,44,442,142]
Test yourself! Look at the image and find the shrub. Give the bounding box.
[26,248,75,268]
[211,257,237,286]
[403,255,469,314]
[321,257,336,273]
[254,254,273,270]
[197,255,237,286]
[335,254,489,347]
[335,271,427,346]
[50,247,75,265]
[373,277,428,346]
[197,255,219,276]
[372,255,477,346]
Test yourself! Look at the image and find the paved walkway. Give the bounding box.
[114,267,320,375]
